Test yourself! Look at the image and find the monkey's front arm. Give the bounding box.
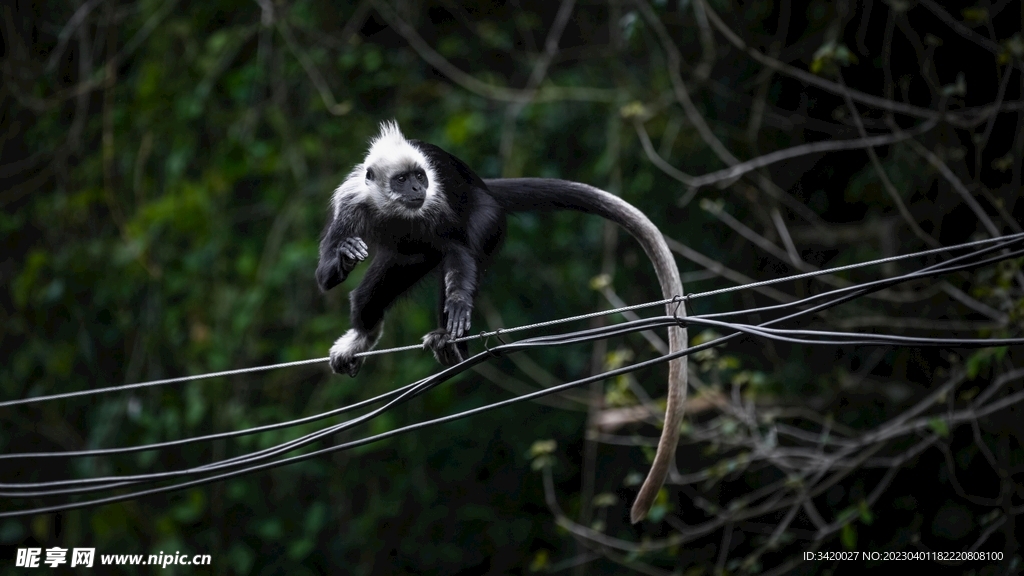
[315,229,368,292]
[422,246,478,366]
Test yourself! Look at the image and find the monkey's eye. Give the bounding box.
[397,175,406,182]
[366,168,375,181]
[416,172,426,182]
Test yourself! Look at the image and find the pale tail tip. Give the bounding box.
[629,503,647,524]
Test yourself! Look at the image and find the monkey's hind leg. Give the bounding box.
[330,250,437,376]
[329,324,382,377]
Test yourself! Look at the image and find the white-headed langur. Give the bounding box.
[315,121,688,523]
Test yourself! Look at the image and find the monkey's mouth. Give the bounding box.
[401,197,425,209]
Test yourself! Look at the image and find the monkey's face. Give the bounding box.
[389,169,428,209]
[367,166,428,210]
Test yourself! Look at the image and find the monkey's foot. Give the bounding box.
[329,349,363,377]
[422,329,465,367]
[329,329,369,377]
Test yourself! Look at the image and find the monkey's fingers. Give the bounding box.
[435,342,463,366]
[338,237,368,261]
[329,349,363,377]
[455,313,471,338]
[345,360,362,377]
[446,343,464,365]
[422,329,463,366]
[445,302,472,338]
[344,238,368,259]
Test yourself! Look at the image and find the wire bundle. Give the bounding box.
[2,233,1023,518]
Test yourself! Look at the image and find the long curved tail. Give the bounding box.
[483,178,688,524]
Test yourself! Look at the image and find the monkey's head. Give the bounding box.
[360,121,441,215]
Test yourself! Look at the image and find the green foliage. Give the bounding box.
[961,6,989,24]
[840,522,858,549]
[528,439,557,470]
[927,417,950,438]
[810,42,859,77]
[965,346,1009,379]
[645,488,672,523]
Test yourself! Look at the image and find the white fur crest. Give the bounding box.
[366,120,407,157]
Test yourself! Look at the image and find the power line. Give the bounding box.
[1,235,1021,516]
[3,232,1021,410]
[0,357,328,409]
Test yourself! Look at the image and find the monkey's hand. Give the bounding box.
[444,297,473,338]
[338,237,368,275]
[316,237,368,292]
[422,329,465,367]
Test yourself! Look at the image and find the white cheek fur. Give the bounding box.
[331,167,371,218]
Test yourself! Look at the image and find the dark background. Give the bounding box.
[1,0,1023,573]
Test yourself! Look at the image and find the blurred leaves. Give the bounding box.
[810,42,858,77]
[528,439,557,470]
[999,33,1024,64]
[961,6,989,25]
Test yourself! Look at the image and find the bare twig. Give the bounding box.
[374,0,614,104]
[974,63,1015,182]
[916,0,1024,75]
[836,72,940,247]
[634,0,738,167]
[688,119,936,191]
[700,0,944,120]
[44,0,104,73]
[906,139,1001,238]
[499,0,578,164]
[276,20,352,115]
[663,235,795,303]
